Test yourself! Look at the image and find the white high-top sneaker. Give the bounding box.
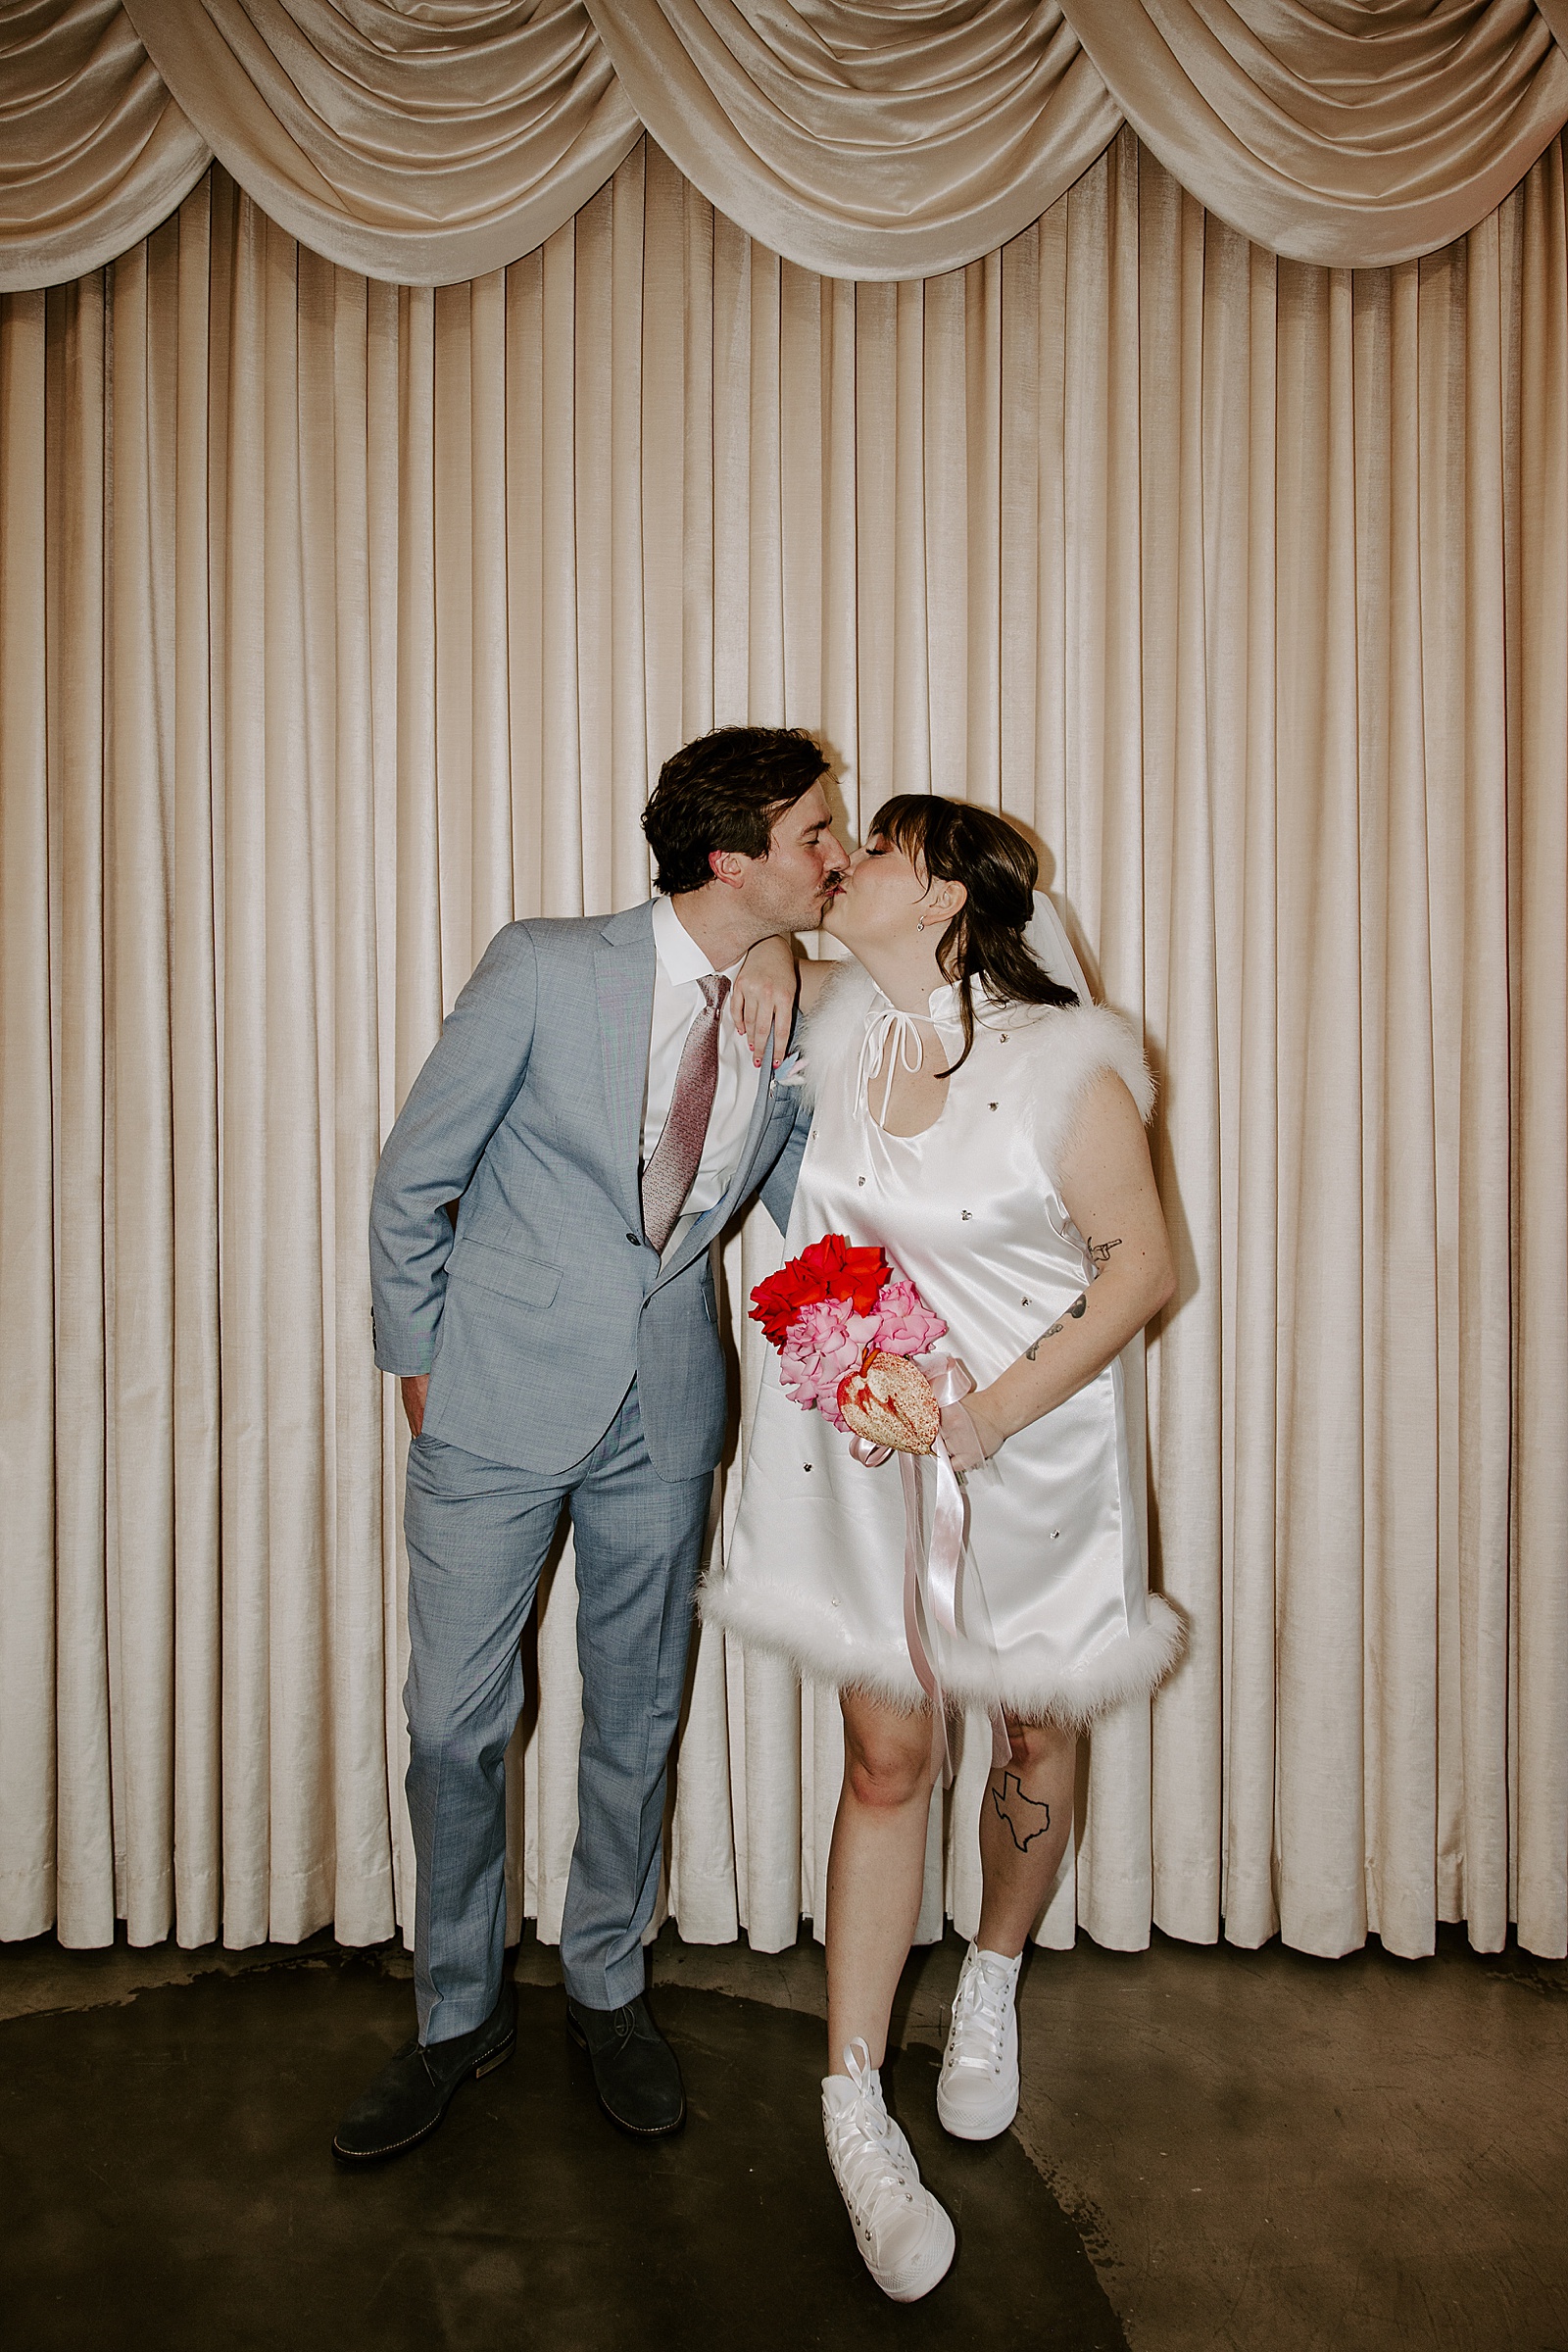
[937,1941,1022,2140]
[821,2039,956,2302]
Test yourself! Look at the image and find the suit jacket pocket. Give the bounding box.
[446,1235,562,1309]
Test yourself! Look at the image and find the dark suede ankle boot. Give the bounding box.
[566,1991,684,2137]
[332,1982,516,2162]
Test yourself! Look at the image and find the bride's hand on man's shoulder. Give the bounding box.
[732,935,801,1066]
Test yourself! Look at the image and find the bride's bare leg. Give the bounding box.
[824,1690,944,2070]
[974,1718,1078,1958]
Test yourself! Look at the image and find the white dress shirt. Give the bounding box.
[642,893,757,1250]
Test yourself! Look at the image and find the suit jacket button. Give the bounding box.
[626,1232,641,1246]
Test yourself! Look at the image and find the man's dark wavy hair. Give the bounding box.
[642,726,829,895]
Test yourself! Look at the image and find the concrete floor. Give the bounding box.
[3,1919,1564,2350]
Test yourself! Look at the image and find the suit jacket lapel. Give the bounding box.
[595,902,656,1236]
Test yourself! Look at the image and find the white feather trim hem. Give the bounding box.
[699,1578,1185,1731]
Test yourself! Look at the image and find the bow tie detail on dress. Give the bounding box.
[857,991,962,1127]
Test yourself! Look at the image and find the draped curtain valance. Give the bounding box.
[5,0,1568,289]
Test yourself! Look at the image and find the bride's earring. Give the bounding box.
[916,917,925,933]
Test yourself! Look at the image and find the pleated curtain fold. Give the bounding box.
[7,0,1568,288]
[3,132,1565,1963]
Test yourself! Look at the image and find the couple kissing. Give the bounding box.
[342,725,1179,2305]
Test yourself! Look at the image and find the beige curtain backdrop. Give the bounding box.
[0,0,210,285]
[3,130,1565,1964]
[581,0,1123,278]
[9,0,1568,287]
[121,0,643,287]
[1064,0,1568,265]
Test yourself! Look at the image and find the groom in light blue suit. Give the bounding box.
[335,727,847,2163]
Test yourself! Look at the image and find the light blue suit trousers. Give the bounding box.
[404,1392,711,2036]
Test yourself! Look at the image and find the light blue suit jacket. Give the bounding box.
[369,901,808,1483]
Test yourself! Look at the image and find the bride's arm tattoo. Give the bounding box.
[1024,1293,1087,1358]
[1087,1235,1122,1267]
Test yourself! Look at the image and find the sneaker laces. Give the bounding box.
[830,2039,921,2228]
[946,1951,1015,2078]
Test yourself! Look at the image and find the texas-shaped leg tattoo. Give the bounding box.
[990,1769,1052,1852]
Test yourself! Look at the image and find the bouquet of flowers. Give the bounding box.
[748,1234,949,1452]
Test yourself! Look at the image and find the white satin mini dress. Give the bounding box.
[702,965,1183,1726]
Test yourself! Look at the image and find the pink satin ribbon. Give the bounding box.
[848,1352,1010,1781]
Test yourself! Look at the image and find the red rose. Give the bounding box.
[749,1255,828,1346]
[748,1234,891,1350]
[833,1245,889,1315]
[794,1236,845,1291]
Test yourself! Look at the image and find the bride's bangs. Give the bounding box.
[866,794,948,879]
[867,794,1037,934]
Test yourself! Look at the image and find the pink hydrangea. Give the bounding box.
[871,1278,948,1359]
[772,1274,949,1430]
[778,1299,880,1430]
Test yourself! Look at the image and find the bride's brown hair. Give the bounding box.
[867,795,1078,1076]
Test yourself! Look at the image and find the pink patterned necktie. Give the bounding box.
[641,972,731,1252]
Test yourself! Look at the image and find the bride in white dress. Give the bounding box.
[707,796,1181,2302]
